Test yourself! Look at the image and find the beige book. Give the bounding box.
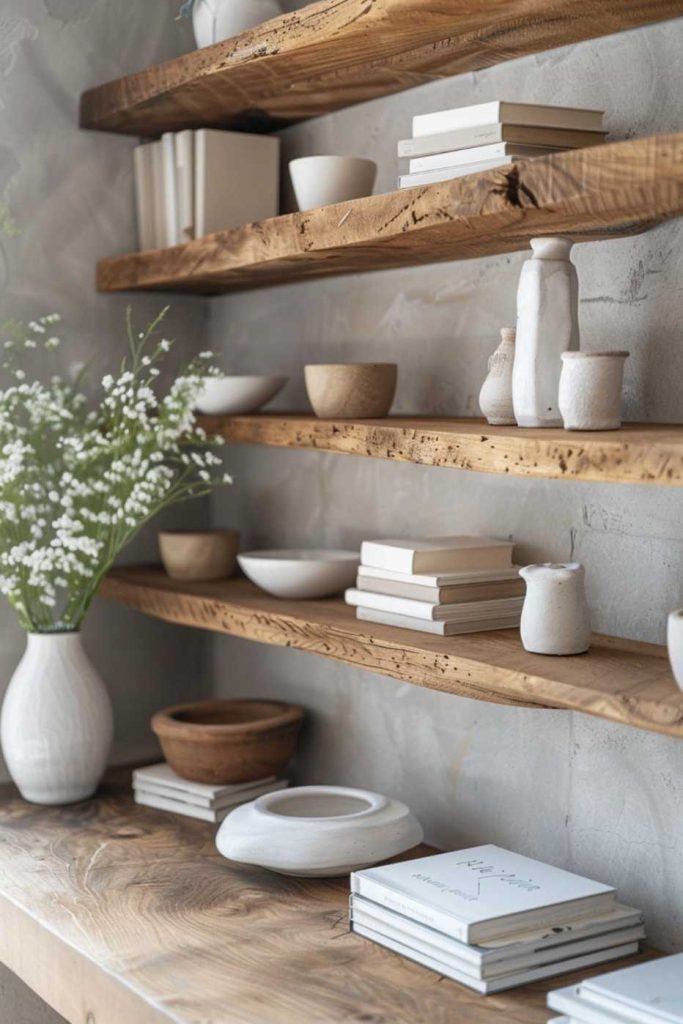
[194,128,279,238]
[356,574,524,604]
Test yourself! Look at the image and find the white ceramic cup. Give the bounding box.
[289,156,377,211]
[667,609,683,692]
[559,351,629,431]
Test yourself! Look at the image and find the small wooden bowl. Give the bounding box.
[151,699,305,784]
[304,363,397,418]
[159,529,239,581]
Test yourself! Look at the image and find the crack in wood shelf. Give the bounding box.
[203,414,683,486]
[100,569,683,739]
[96,134,683,295]
[79,0,683,135]
[0,770,659,1024]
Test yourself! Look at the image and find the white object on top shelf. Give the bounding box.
[192,0,283,49]
[238,549,360,599]
[360,536,513,575]
[195,374,287,415]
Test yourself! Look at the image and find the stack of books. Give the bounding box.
[548,953,683,1023]
[350,845,645,994]
[133,763,288,823]
[397,100,606,189]
[133,128,279,251]
[345,535,524,635]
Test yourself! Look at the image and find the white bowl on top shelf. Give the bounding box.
[238,549,359,599]
[195,375,287,416]
[289,156,377,211]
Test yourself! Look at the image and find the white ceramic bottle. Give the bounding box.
[479,327,516,425]
[512,237,580,427]
[519,563,591,656]
[193,0,283,48]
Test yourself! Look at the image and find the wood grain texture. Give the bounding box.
[0,771,659,1024]
[202,414,683,485]
[100,569,683,738]
[79,0,683,134]
[96,135,683,295]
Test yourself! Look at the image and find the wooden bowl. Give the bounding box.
[151,699,305,784]
[304,363,397,418]
[159,529,239,581]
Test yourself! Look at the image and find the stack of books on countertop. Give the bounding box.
[350,845,645,994]
[548,952,683,1023]
[345,535,524,635]
[398,101,606,189]
[133,763,288,823]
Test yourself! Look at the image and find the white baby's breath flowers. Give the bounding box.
[0,307,230,633]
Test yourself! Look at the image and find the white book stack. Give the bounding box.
[547,953,683,1023]
[346,535,523,635]
[133,763,289,823]
[350,845,645,994]
[397,101,606,190]
[132,129,280,251]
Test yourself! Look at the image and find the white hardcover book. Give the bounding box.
[352,923,637,995]
[397,123,606,159]
[355,573,525,604]
[133,143,155,251]
[133,762,275,804]
[409,142,562,174]
[149,140,166,249]
[195,128,279,238]
[399,158,521,189]
[356,607,521,636]
[135,779,289,822]
[175,129,195,242]
[412,101,604,138]
[161,132,180,247]
[360,536,512,574]
[358,566,521,587]
[579,953,683,1024]
[350,846,616,944]
[346,588,523,622]
[549,985,646,1024]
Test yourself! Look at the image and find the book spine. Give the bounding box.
[397,125,504,158]
[161,133,179,247]
[352,876,470,942]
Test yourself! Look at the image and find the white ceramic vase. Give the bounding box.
[667,610,683,692]
[559,351,629,430]
[0,633,113,805]
[519,563,591,656]
[479,327,516,425]
[512,237,580,428]
[192,0,283,48]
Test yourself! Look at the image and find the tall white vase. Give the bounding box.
[519,563,591,656]
[193,0,283,48]
[512,237,580,427]
[0,633,113,805]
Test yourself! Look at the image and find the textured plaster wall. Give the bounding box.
[210,17,683,952]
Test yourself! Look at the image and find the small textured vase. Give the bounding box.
[479,327,516,425]
[559,351,629,430]
[667,610,683,692]
[512,237,580,428]
[193,0,283,48]
[519,563,591,656]
[0,633,113,805]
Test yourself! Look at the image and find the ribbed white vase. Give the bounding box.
[0,633,113,805]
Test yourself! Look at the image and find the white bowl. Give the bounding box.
[289,156,377,212]
[195,375,287,416]
[238,549,359,599]
[216,784,423,876]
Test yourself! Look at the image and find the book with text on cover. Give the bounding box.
[360,536,513,574]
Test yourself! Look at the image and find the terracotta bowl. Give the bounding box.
[151,699,305,784]
[159,529,239,581]
[304,363,397,419]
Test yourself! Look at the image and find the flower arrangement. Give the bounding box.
[0,308,230,634]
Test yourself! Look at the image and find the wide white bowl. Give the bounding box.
[238,549,359,599]
[216,784,423,876]
[289,156,377,211]
[195,375,287,416]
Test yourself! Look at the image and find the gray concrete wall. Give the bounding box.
[209,17,683,953]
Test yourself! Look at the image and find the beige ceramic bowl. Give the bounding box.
[304,363,397,419]
[159,529,239,581]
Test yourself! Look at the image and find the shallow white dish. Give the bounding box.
[216,784,423,876]
[195,375,287,416]
[238,549,359,599]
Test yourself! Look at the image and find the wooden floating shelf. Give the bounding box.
[205,414,683,486]
[79,0,683,135]
[0,771,658,1024]
[97,135,683,295]
[101,568,683,739]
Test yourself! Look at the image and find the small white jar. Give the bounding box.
[559,351,629,430]
[519,563,591,656]
[667,610,683,692]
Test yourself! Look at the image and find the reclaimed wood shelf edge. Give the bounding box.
[203,415,683,486]
[100,569,683,739]
[96,134,683,295]
[79,0,683,135]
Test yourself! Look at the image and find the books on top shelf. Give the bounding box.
[397,100,605,191]
[133,129,279,251]
[133,762,288,823]
[360,535,513,574]
[350,845,645,994]
[547,953,683,1023]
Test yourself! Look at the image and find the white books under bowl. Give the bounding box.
[133,764,289,823]
[360,536,513,574]
[412,101,604,138]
